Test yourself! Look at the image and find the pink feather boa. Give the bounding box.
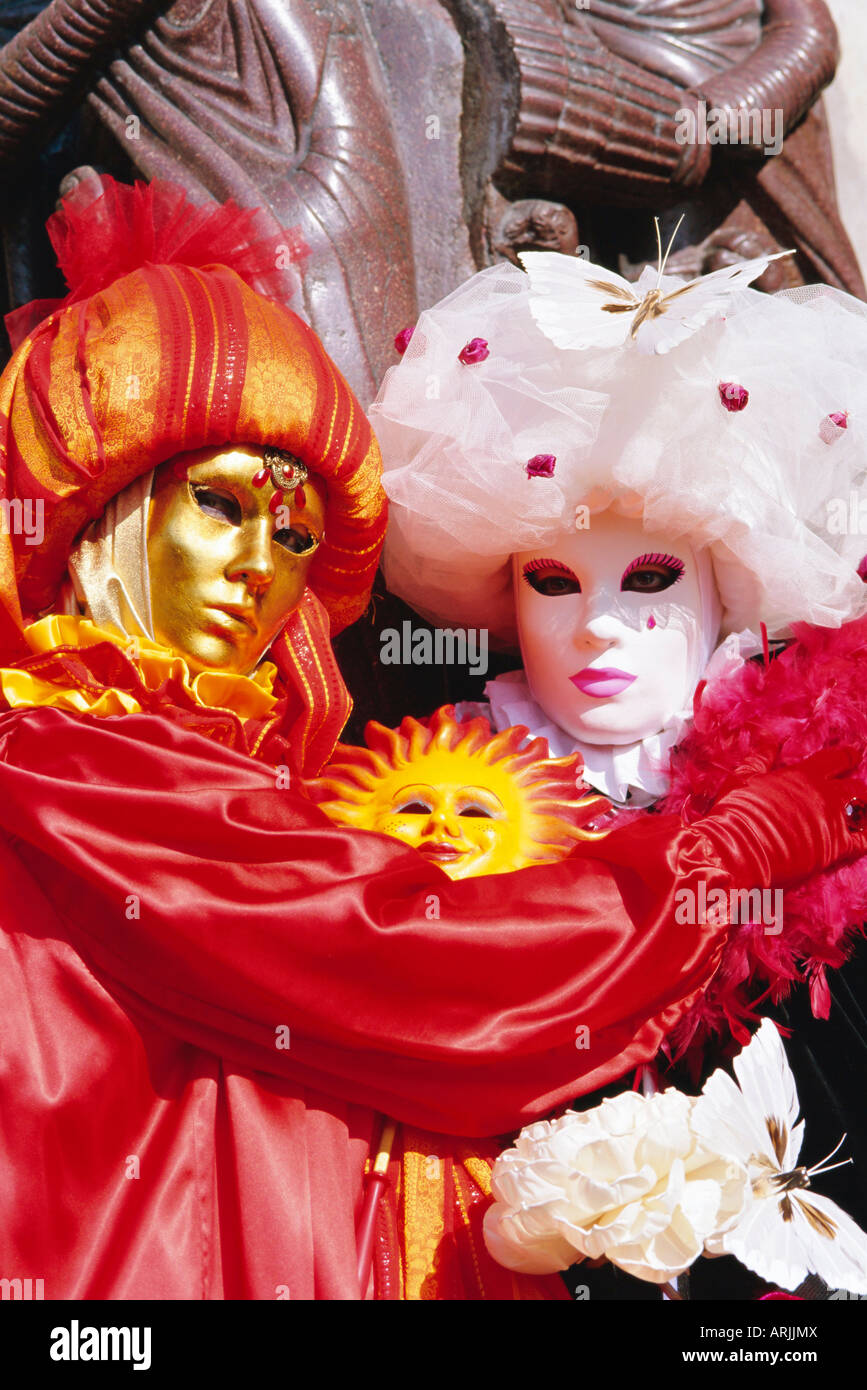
[658,615,867,1056]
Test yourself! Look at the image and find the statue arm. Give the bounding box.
[0,0,164,168]
[694,0,839,148]
[484,0,712,203]
[481,0,840,206]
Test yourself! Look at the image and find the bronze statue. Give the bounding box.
[1,0,863,400]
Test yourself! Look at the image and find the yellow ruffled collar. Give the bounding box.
[0,615,280,725]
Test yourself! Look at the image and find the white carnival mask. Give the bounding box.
[513,510,721,746]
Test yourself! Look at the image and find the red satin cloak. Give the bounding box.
[0,705,860,1299]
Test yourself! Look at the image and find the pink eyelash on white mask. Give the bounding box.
[521,557,578,584]
[620,551,684,585]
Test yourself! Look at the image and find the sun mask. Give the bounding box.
[147,445,326,676]
[514,510,721,746]
[306,707,605,880]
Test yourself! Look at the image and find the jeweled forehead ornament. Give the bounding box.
[253,445,308,513]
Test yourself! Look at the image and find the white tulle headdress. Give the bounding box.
[371,249,867,649]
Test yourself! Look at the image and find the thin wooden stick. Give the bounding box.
[355,1118,397,1295]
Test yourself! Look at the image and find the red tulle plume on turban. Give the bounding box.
[6,174,309,350]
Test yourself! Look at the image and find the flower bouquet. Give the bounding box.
[484,1021,867,1297]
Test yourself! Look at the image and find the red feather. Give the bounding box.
[660,616,867,1056]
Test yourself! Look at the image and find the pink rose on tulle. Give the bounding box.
[526,454,556,478]
[458,337,490,365]
[819,411,849,444]
[719,382,749,412]
[393,325,415,355]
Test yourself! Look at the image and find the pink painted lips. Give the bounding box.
[570,667,637,698]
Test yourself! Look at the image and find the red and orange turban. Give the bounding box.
[0,176,387,773]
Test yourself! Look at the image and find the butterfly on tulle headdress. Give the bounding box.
[519,216,794,356]
[693,1019,867,1294]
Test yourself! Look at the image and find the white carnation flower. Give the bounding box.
[483,1090,748,1283]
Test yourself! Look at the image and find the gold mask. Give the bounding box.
[147,445,326,676]
[307,708,606,880]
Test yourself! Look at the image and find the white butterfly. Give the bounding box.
[519,217,794,355]
[692,1018,867,1294]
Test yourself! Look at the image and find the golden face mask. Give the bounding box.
[307,707,606,880]
[147,445,326,676]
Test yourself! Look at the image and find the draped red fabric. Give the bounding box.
[1,705,863,1298]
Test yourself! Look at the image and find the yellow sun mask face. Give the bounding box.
[306,706,606,880]
[364,756,525,879]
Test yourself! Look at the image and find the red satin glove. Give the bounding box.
[699,746,867,885]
